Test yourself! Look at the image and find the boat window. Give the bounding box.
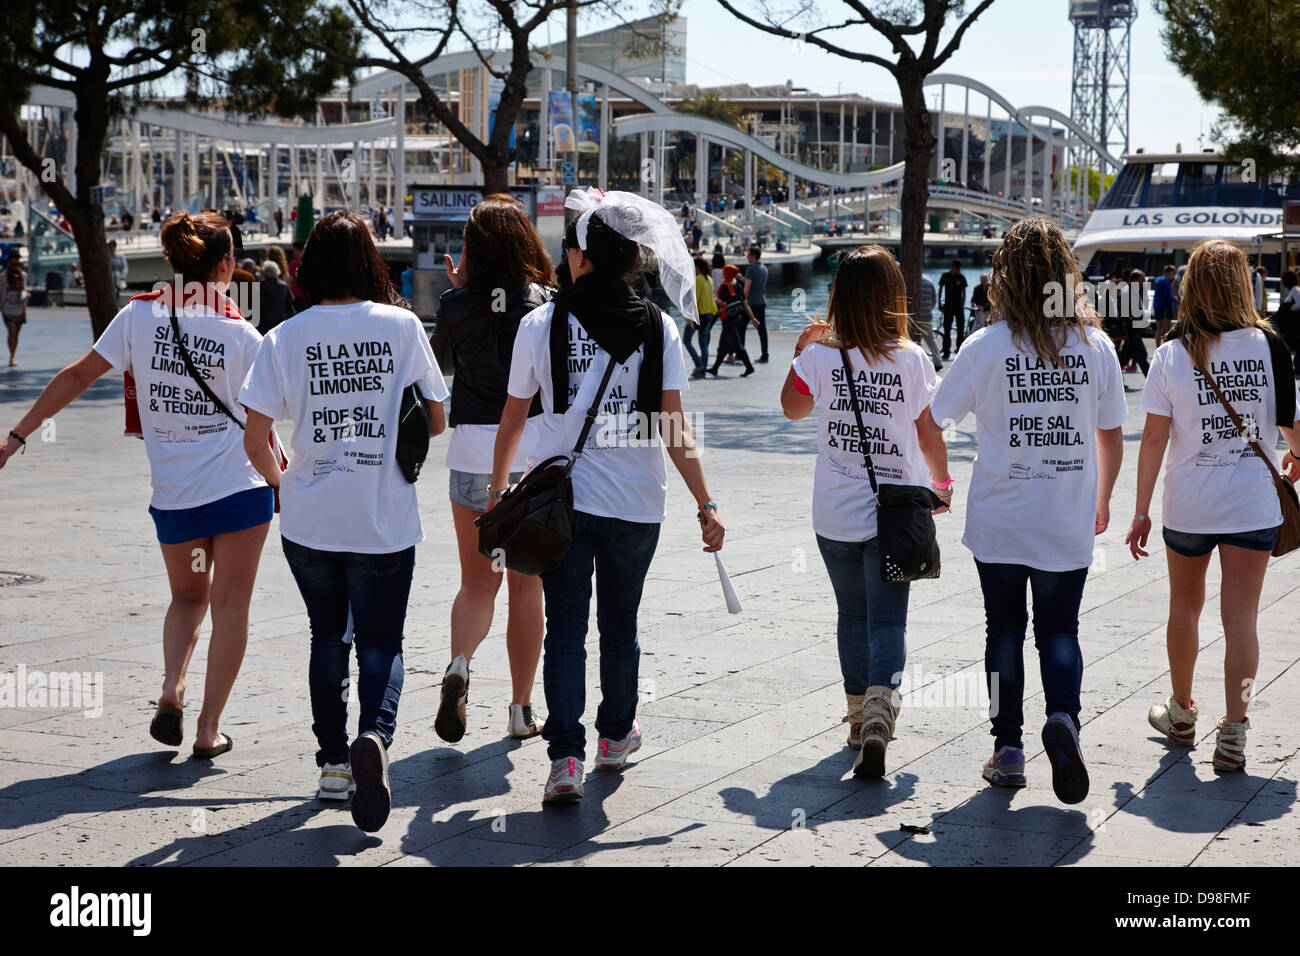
[1142,163,1179,206]
[1098,163,1147,210]
[1218,165,1263,206]
[1176,163,1219,205]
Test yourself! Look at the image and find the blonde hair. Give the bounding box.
[1175,239,1273,370]
[266,245,290,277]
[826,244,911,362]
[988,217,1097,367]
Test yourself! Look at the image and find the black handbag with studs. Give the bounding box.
[838,348,943,582]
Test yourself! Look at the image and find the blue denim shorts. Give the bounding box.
[149,486,274,545]
[448,469,523,513]
[1162,525,1280,558]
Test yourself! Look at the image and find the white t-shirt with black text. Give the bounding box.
[506,302,690,523]
[929,322,1128,571]
[239,302,449,553]
[94,297,267,510]
[1141,328,1300,534]
[792,341,938,541]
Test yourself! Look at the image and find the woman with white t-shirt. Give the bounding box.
[1,211,272,760]
[780,245,953,778]
[926,217,1127,805]
[1126,239,1300,773]
[490,189,725,804]
[431,195,554,745]
[240,212,449,832]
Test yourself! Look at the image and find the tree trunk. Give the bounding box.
[897,74,935,328]
[482,157,510,194]
[64,205,118,341]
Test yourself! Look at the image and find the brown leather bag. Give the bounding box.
[1197,365,1300,556]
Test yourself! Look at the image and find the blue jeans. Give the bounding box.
[684,317,713,370]
[816,535,910,692]
[540,511,660,761]
[282,538,415,766]
[975,560,1088,751]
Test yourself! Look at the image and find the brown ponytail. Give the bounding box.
[160,212,232,283]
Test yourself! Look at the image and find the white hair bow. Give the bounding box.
[563,188,698,322]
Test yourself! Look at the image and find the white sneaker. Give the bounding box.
[506,703,543,740]
[594,719,642,771]
[543,757,585,803]
[317,762,354,801]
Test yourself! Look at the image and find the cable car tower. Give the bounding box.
[1069,0,1138,159]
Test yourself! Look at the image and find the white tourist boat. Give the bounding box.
[1073,151,1294,281]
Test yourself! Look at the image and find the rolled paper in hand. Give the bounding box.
[715,551,742,614]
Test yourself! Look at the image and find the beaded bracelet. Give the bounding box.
[697,501,718,526]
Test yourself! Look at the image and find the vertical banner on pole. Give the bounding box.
[549,91,576,157]
[576,93,599,154]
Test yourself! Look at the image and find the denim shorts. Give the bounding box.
[1162,525,1280,558]
[449,469,523,513]
[149,486,274,545]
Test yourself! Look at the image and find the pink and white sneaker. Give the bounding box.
[543,757,585,803]
[594,719,642,771]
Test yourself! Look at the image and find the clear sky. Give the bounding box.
[667,0,1211,155]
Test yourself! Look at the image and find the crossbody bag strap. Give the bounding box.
[1197,362,1286,486]
[567,356,619,466]
[169,305,245,430]
[839,347,879,495]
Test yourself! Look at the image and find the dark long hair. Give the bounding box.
[463,194,555,312]
[564,213,642,281]
[297,211,404,306]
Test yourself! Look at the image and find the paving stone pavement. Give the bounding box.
[1,308,1297,867]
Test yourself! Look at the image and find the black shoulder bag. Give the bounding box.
[169,306,288,508]
[473,338,620,577]
[395,384,430,483]
[839,348,944,582]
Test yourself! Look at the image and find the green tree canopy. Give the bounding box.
[1155,0,1300,177]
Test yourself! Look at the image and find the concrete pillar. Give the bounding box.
[838,101,845,173]
[395,82,406,237]
[1003,116,1012,200]
[960,86,970,186]
[936,85,946,179]
[540,66,551,179]
[653,128,665,206]
[188,133,198,200]
[984,97,992,192]
[351,140,361,209]
[695,133,707,210]
[268,142,278,218]
[598,82,609,191]
[744,148,753,213]
[639,132,649,199]
[174,128,184,212]
[1024,125,1033,212]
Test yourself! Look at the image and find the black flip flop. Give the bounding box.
[150,704,183,747]
[191,734,233,760]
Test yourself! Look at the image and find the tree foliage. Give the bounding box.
[1155,0,1300,178]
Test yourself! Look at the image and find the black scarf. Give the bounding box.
[550,273,664,432]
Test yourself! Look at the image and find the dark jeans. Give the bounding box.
[1118,327,1149,375]
[743,303,768,358]
[816,535,910,692]
[941,308,965,357]
[975,560,1088,751]
[540,510,660,761]
[282,537,415,767]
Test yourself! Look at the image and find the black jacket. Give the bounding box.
[432,283,552,427]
